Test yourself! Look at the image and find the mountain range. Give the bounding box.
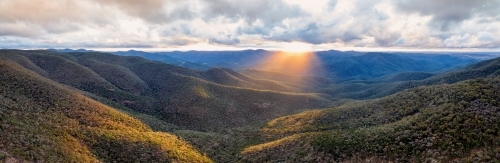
[2,49,500,162]
[109,49,500,81]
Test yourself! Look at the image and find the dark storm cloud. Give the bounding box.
[395,0,500,30]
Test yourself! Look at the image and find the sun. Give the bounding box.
[280,42,313,53]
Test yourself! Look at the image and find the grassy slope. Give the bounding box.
[0,60,212,162]
[240,77,500,162]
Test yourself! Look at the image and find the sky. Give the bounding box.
[0,0,499,52]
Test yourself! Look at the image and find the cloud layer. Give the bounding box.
[0,0,499,50]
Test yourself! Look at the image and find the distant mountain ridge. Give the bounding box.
[106,49,488,81]
[50,48,498,82]
[319,56,500,99]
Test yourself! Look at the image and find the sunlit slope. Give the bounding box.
[0,50,331,131]
[0,60,212,162]
[239,69,331,92]
[201,67,301,92]
[241,77,500,162]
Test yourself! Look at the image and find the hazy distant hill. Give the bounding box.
[162,49,274,69]
[311,52,477,80]
[320,56,500,99]
[112,50,211,70]
[110,49,479,81]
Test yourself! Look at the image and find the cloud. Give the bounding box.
[0,0,499,50]
[201,0,307,24]
[262,0,401,46]
[93,0,164,21]
[91,0,200,23]
[0,0,112,37]
[0,0,86,24]
[0,22,44,37]
[328,0,338,11]
[394,0,500,31]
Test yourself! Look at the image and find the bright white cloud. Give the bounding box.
[0,0,499,50]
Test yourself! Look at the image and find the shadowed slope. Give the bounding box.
[77,58,149,94]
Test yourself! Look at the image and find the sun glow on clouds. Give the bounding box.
[279,42,313,53]
[0,0,499,50]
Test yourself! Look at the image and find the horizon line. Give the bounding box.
[4,47,500,53]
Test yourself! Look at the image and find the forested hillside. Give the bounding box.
[0,50,330,132]
[0,60,211,162]
[1,49,499,162]
[241,77,500,162]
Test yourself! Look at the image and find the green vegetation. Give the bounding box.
[2,49,500,162]
[0,50,332,162]
[320,57,500,100]
[242,77,500,162]
[0,60,211,162]
[0,50,331,132]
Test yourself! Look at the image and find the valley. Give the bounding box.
[1,49,499,162]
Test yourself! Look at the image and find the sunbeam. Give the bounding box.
[252,51,323,78]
